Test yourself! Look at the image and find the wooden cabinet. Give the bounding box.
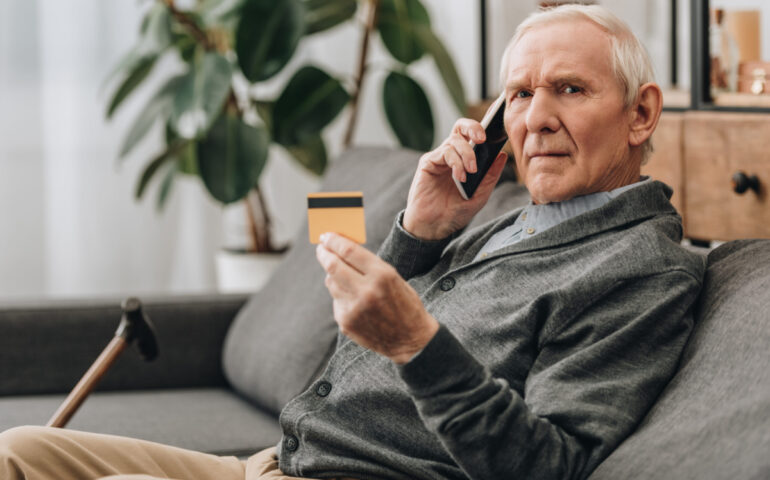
[643,111,770,241]
[683,112,770,240]
[643,113,685,215]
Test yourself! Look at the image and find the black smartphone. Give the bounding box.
[454,92,508,200]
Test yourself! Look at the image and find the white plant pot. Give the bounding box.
[215,251,285,293]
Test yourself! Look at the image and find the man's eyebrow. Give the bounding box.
[504,78,528,93]
[505,74,590,93]
[550,74,590,86]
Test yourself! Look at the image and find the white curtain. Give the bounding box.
[0,0,223,299]
[0,0,480,300]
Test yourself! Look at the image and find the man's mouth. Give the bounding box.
[528,151,569,159]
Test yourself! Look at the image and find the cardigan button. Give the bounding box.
[316,381,332,397]
[284,435,299,452]
[439,277,456,291]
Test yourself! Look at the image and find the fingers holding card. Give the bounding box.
[308,192,366,244]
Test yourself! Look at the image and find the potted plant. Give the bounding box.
[105,0,465,289]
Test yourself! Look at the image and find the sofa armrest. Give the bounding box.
[0,293,248,395]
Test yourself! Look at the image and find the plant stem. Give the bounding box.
[244,190,264,252]
[160,1,271,252]
[226,90,242,115]
[343,0,380,148]
[160,0,217,51]
[244,188,285,253]
[256,188,278,252]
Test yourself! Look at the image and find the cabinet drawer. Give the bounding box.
[683,112,770,241]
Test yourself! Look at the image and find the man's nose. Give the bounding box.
[525,89,561,134]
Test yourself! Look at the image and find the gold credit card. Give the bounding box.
[307,191,366,244]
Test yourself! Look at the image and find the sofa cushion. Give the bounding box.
[222,147,422,414]
[222,146,530,415]
[223,146,530,415]
[589,239,770,479]
[0,388,281,457]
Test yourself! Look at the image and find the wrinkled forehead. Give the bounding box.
[503,20,615,84]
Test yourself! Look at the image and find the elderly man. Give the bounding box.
[0,4,704,480]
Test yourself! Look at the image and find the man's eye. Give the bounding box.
[564,85,582,94]
[515,90,532,98]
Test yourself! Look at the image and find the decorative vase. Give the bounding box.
[215,250,285,293]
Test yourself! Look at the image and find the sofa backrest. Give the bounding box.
[222,147,419,414]
[590,239,770,479]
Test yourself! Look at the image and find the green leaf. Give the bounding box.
[235,0,305,82]
[286,134,327,176]
[377,0,430,65]
[164,120,179,144]
[175,34,199,63]
[383,71,434,151]
[103,5,172,90]
[272,65,350,146]
[414,26,467,115]
[177,142,199,175]
[119,75,185,158]
[303,0,357,35]
[156,162,178,211]
[170,52,233,139]
[106,54,158,119]
[254,100,275,136]
[164,122,198,174]
[140,4,174,54]
[103,50,144,94]
[134,141,185,199]
[196,112,269,204]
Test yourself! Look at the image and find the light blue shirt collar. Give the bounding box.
[474,176,650,261]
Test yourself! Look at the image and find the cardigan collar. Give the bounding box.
[451,180,680,267]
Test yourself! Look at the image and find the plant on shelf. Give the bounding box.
[106,0,466,253]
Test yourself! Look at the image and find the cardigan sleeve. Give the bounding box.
[377,211,456,280]
[397,268,702,480]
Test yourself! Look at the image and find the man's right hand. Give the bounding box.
[403,118,509,241]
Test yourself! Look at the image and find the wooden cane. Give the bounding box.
[46,297,158,428]
[47,337,128,428]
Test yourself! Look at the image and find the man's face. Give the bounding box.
[503,20,639,204]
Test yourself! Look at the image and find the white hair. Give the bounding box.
[499,4,656,162]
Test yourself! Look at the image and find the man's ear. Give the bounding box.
[628,82,663,147]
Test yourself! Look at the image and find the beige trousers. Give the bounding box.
[0,426,357,480]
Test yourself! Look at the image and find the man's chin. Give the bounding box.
[526,183,577,205]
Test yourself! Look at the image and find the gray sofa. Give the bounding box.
[1,147,768,479]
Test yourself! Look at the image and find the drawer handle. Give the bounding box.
[732,171,760,195]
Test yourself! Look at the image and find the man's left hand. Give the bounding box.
[316,233,439,364]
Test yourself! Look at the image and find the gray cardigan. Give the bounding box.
[277,180,706,480]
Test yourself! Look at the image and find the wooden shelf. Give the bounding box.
[662,88,691,108]
[712,92,770,108]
